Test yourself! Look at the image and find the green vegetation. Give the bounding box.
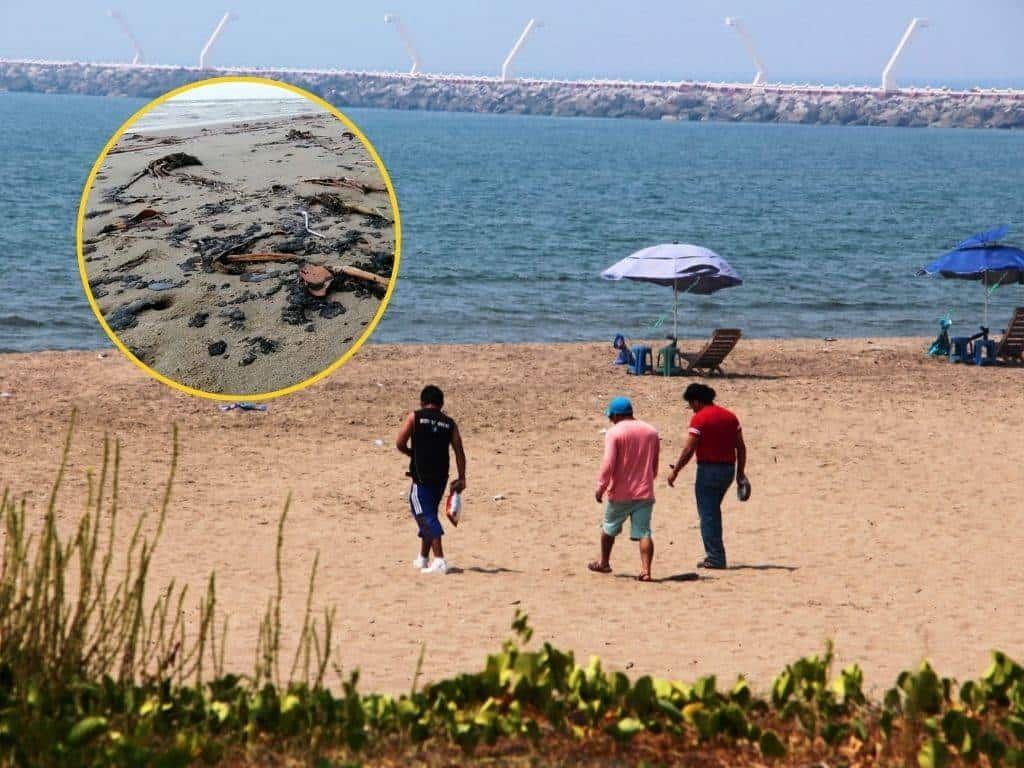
[1,418,1023,766]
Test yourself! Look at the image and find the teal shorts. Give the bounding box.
[603,500,653,540]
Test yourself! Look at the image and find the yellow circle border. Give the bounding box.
[76,75,402,402]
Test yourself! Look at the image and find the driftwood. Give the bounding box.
[303,177,387,194]
[221,253,300,264]
[220,253,391,289]
[332,264,391,289]
[98,208,168,234]
[207,230,286,262]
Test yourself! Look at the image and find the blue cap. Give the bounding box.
[605,396,633,417]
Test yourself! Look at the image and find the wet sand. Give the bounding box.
[1,339,1022,694]
[80,112,396,396]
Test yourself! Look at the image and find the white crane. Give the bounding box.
[724,17,766,86]
[501,18,542,82]
[384,14,422,75]
[106,9,144,65]
[881,17,929,92]
[199,11,238,70]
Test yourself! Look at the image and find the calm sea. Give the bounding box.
[1,90,1023,352]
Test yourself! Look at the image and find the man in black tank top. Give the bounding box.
[395,385,467,575]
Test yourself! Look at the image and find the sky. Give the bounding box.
[1,1,1021,87]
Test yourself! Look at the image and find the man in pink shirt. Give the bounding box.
[589,397,660,581]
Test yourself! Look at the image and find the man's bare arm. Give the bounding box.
[395,412,415,457]
[667,433,698,487]
[736,429,747,480]
[451,424,467,492]
[595,432,616,503]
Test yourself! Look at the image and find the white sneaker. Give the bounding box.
[412,555,428,570]
[420,558,448,575]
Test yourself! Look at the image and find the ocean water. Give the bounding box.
[1,90,1023,352]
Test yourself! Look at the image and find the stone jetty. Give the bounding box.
[3,60,1023,129]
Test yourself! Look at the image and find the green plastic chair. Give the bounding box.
[656,339,684,376]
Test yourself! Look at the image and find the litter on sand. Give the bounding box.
[298,210,326,239]
[299,264,334,297]
[217,402,268,412]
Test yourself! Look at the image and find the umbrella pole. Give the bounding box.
[978,282,987,331]
[673,284,678,340]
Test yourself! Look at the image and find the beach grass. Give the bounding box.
[1,420,1022,766]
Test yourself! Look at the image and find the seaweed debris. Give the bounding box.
[105,295,173,332]
[303,177,387,194]
[302,193,388,222]
[111,152,202,197]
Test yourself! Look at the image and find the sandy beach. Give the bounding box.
[80,112,396,396]
[1,338,1022,695]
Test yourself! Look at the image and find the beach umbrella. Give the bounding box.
[601,243,742,338]
[919,226,1024,328]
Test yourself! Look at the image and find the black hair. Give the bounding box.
[683,383,716,404]
[420,385,444,407]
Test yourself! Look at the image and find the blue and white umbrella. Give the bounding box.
[602,243,742,338]
[919,226,1024,327]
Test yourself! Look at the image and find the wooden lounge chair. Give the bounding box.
[994,307,1024,363]
[680,329,742,375]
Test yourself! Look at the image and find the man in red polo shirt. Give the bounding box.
[667,383,747,569]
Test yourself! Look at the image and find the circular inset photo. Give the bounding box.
[78,77,399,399]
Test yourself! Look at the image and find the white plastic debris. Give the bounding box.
[298,210,326,239]
[492,494,507,502]
[373,439,384,447]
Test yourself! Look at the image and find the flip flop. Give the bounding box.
[637,573,652,582]
[298,264,334,297]
[587,561,612,574]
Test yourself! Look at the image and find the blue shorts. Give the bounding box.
[409,482,444,539]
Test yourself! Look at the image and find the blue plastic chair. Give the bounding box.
[950,336,971,363]
[628,345,653,375]
[613,334,634,365]
[972,339,997,366]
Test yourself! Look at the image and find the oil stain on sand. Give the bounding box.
[80,89,396,396]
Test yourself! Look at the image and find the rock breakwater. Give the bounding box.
[3,60,1023,129]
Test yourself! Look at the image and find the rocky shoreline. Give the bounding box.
[3,60,1024,129]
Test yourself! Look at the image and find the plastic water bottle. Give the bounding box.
[447,492,462,525]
